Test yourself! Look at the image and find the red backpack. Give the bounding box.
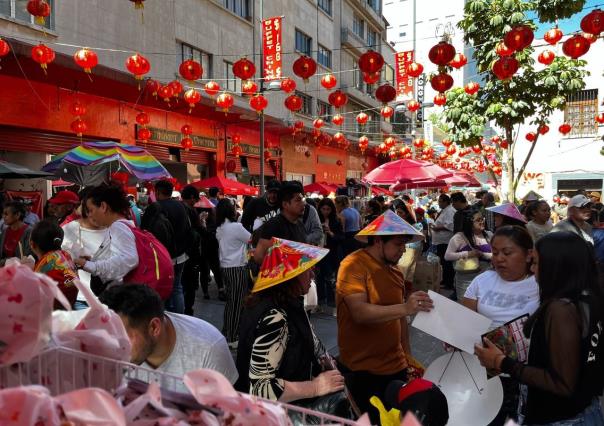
[122,222,174,300]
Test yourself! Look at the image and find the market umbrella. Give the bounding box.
[303,182,338,196]
[370,186,394,196]
[362,159,453,186]
[389,171,477,192]
[190,175,258,196]
[454,170,483,188]
[0,160,53,179]
[41,141,171,186]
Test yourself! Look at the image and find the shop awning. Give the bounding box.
[190,175,258,196]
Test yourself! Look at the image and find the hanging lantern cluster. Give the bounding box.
[433,93,447,106]
[328,90,348,109]
[216,92,234,113]
[179,59,203,82]
[0,38,10,58]
[231,133,242,157]
[280,78,296,93]
[380,105,394,119]
[135,111,151,142]
[332,114,344,126]
[375,84,397,104]
[581,9,604,36]
[183,88,201,112]
[358,136,369,153]
[249,94,268,113]
[31,43,55,73]
[73,48,98,74]
[242,80,258,96]
[359,49,385,75]
[562,35,591,59]
[181,124,193,151]
[125,53,150,80]
[544,28,563,45]
[129,0,145,9]
[559,123,572,135]
[449,53,467,69]
[69,100,87,138]
[504,25,534,52]
[293,56,317,83]
[356,112,369,126]
[284,94,303,112]
[538,50,556,65]
[321,74,337,90]
[204,81,221,97]
[464,82,480,95]
[492,56,519,81]
[27,0,51,25]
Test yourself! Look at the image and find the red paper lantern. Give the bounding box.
[544,27,563,45]
[69,101,86,117]
[464,81,480,95]
[169,80,183,97]
[137,127,151,142]
[313,118,324,129]
[216,93,234,112]
[183,88,201,111]
[442,139,453,147]
[333,132,346,144]
[70,118,87,137]
[358,50,384,73]
[328,90,348,108]
[446,145,457,155]
[27,0,50,25]
[204,81,221,97]
[380,105,394,119]
[562,35,590,59]
[242,80,258,96]
[336,159,343,166]
[332,114,344,126]
[293,56,317,82]
[375,84,397,104]
[233,57,256,81]
[595,113,604,124]
[178,59,202,81]
[428,41,456,66]
[73,48,98,74]
[407,100,420,112]
[363,71,381,84]
[231,144,243,158]
[249,94,268,113]
[492,57,519,81]
[158,85,173,104]
[0,38,10,57]
[181,137,193,151]
[312,128,322,138]
[181,124,193,136]
[361,161,368,169]
[504,25,534,51]
[500,140,509,149]
[358,136,369,151]
[472,145,482,154]
[434,93,447,106]
[293,121,305,132]
[304,151,312,158]
[559,123,572,135]
[406,62,424,77]
[129,0,145,9]
[356,112,369,125]
[110,171,129,186]
[31,43,55,72]
[525,132,537,142]
[232,134,241,144]
[449,53,467,69]
[385,136,396,148]
[264,149,272,162]
[495,41,514,57]
[538,124,549,135]
[145,79,161,97]
[321,74,337,90]
[538,50,556,65]
[135,112,150,126]
[125,53,150,80]
[284,95,303,112]
[280,78,297,93]
[430,73,454,93]
[581,9,604,36]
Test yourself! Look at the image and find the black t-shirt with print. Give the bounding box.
[260,213,306,244]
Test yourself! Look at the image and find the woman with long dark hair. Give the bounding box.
[476,232,604,425]
[0,201,32,263]
[525,200,553,242]
[316,198,344,307]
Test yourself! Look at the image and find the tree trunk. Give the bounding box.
[514,133,540,196]
[505,126,515,202]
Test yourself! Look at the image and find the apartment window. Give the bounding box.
[2,0,55,29]
[317,44,332,68]
[367,0,380,14]
[353,15,365,38]
[366,83,374,96]
[224,61,242,93]
[367,28,378,47]
[295,91,313,116]
[295,29,312,56]
[222,0,251,21]
[564,89,598,137]
[353,63,363,91]
[399,32,406,37]
[181,43,212,78]
[317,100,333,122]
[318,0,332,15]
[382,65,395,86]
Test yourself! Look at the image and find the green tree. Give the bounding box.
[440,0,588,201]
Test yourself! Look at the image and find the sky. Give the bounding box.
[531,0,601,38]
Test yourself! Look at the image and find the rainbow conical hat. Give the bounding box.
[193,196,215,209]
[252,238,329,293]
[356,209,424,243]
[486,203,527,223]
[521,190,542,202]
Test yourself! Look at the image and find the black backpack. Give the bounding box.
[141,202,177,257]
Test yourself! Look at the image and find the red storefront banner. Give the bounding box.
[262,17,282,81]
[395,50,414,97]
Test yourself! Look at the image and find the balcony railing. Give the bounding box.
[341,27,368,50]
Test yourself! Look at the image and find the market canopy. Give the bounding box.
[303,182,338,196]
[190,175,258,196]
[0,160,53,179]
[362,159,453,186]
[41,141,171,186]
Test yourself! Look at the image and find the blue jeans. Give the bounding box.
[165,261,185,314]
[73,300,89,310]
[536,398,604,426]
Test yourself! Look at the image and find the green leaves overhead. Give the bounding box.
[533,0,586,22]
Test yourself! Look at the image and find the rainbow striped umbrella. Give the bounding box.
[42,141,171,186]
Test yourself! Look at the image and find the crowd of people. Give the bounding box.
[0,180,602,425]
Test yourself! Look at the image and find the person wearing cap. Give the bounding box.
[49,190,80,226]
[21,198,40,226]
[336,210,433,423]
[236,238,352,420]
[589,191,601,204]
[551,194,594,245]
[241,179,281,233]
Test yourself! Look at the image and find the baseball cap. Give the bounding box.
[266,180,281,192]
[384,378,449,426]
[49,190,80,205]
[568,194,592,209]
[589,191,601,199]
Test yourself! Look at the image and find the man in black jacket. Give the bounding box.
[180,185,204,315]
[241,180,281,232]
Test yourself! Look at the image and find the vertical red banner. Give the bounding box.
[395,51,414,97]
[263,17,282,81]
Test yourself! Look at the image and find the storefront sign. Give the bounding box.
[395,50,414,98]
[417,73,425,127]
[226,141,279,157]
[263,17,282,81]
[141,126,217,150]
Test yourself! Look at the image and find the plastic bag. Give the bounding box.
[303,279,318,310]
[55,387,126,426]
[0,385,60,426]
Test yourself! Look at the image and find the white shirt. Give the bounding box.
[142,313,238,390]
[526,220,553,242]
[432,204,456,245]
[83,219,138,283]
[216,219,251,268]
[464,270,540,329]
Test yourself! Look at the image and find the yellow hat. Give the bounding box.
[589,191,601,199]
[252,238,329,293]
[356,209,424,243]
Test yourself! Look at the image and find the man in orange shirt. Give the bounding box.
[336,210,433,421]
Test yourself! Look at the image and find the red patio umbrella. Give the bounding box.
[303,181,338,196]
[371,186,394,196]
[190,175,258,196]
[454,170,483,187]
[363,159,453,186]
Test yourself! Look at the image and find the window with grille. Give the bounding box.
[353,15,365,38]
[318,0,332,15]
[317,44,332,68]
[367,29,378,47]
[181,43,212,78]
[382,64,395,86]
[295,29,312,56]
[222,0,251,21]
[295,91,313,116]
[353,63,364,91]
[564,89,598,137]
[367,0,380,13]
[2,0,55,29]
[224,61,242,93]
[317,100,333,122]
